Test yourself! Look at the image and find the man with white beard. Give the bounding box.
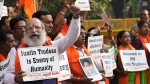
[3,5,81,84]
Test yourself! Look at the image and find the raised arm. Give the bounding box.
[51,5,81,54]
[51,0,75,37]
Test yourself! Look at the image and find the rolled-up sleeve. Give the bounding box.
[51,18,80,54]
[4,48,17,84]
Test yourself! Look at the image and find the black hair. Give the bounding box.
[0,29,13,42]
[93,34,101,36]
[87,27,97,32]
[117,30,127,46]
[32,11,49,20]
[0,16,9,27]
[82,58,92,66]
[10,17,26,31]
[137,20,149,29]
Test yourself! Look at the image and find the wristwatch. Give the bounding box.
[72,13,80,18]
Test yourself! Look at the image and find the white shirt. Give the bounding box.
[3,18,81,84]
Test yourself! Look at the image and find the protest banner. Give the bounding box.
[101,53,113,77]
[108,46,117,70]
[0,59,10,84]
[120,50,148,71]
[75,0,90,11]
[79,56,102,82]
[88,35,103,60]
[58,51,71,81]
[18,46,60,81]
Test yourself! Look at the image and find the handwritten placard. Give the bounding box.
[88,35,103,60]
[18,46,60,81]
[0,59,10,84]
[58,51,71,81]
[75,0,90,11]
[101,53,113,77]
[108,46,117,69]
[120,50,148,71]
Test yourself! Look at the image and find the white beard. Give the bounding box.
[23,30,46,47]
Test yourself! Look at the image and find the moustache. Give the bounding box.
[29,32,40,37]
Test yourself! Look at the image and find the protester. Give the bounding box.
[4,5,81,84]
[117,30,145,84]
[0,29,14,61]
[0,16,10,29]
[9,17,26,45]
[132,20,150,84]
[130,10,150,43]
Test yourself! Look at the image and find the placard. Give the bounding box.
[108,46,117,69]
[0,59,10,84]
[18,46,60,81]
[79,56,102,82]
[75,0,90,11]
[120,50,148,71]
[58,51,71,81]
[88,35,103,60]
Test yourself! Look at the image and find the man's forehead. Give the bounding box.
[27,18,41,25]
[141,10,149,14]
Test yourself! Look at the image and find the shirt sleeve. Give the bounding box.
[132,37,142,50]
[3,47,17,84]
[51,18,80,54]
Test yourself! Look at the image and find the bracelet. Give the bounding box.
[110,36,114,41]
[59,11,65,16]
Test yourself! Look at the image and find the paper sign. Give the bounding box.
[0,0,4,16]
[79,56,102,82]
[75,0,90,11]
[120,50,148,71]
[18,46,60,81]
[145,43,150,52]
[108,46,117,69]
[88,35,103,60]
[58,51,71,81]
[101,53,113,77]
[100,8,111,25]
[0,59,10,84]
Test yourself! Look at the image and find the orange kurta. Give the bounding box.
[67,45,98,84]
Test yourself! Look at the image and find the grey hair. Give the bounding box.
[41,22,45,29]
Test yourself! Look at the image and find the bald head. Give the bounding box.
[140,10,149,20]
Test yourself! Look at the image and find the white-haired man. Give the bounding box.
[4,5,81,84]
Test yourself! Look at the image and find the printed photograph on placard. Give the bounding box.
[79,56,102,82]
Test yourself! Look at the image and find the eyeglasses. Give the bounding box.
[26,26,42,31]
[16,26,26,31]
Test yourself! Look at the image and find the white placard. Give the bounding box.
[101,53,113,77]
[120,50,148,71]
[58,51,71,81]
[79,56,102,82]
[75,0,90,11]
[0,0,4,17]
[0,59,10,84]
[88,35,103,60]
[18,46,60,81]
[108,46,117,69]
[145,43,150,52]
